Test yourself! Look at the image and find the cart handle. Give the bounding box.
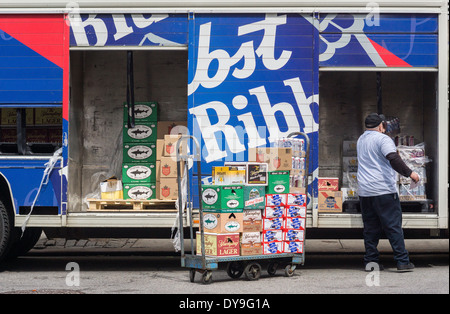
[175,135,206,269]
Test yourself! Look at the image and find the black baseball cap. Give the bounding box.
[365,113,386,128]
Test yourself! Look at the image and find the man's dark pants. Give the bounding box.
[360,193,410,266]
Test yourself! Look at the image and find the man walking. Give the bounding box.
[357,113,419,271]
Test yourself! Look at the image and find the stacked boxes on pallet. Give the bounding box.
[122,102,158,200]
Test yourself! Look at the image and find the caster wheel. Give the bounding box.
[267,261,279,276]
[189,269,196,283]
[284,264,296,277]
[227,261,245,279]
[244,262,261,281]
[201,270,213,284]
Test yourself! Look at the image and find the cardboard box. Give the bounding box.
[318,191,343,212]
[163,134,186,157]
[268,147,293,171]
[123,183,156,200]
[212,166,246,185]
[201,185,244,210]
[283,241,304,253]
[241,242,263,256]
[159,178,178,200]
[240,232,262,256]
[122,163,156,183]
[263,206,285,219]
[160,156,179,178]
[246,163,268,186]
[265,193,287,207]
[156,139,164,161]
[262,241,283,254]
[283,230,305,242]
[248,147,292,171]
[262,217,284,231]
[285,217,306,230]
[100,177,123,200]
[318,178,339,191]
[243,209,262,232]
[243,186,265,209]
[267,171,290,194]
[123,143,156,163]
[285,205,306,218]
[123,122,157,143]
[287,193,307,206]
[261,230,283,242]
[202,211,244,233]
[157,121,188,139]
[196,232,240,257]
[123,102,157,122]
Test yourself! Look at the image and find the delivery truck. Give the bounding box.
[0,0,448,263]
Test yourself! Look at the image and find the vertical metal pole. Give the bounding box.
[176,157,185,261]
[376,71,383,114]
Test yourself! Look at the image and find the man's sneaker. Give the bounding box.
[397,262,415,272]
[365,262,384,272]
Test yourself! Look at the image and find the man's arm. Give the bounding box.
[386,152,420,183]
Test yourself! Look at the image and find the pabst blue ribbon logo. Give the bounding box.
[189,13,319,165]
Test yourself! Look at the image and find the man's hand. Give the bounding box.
[410,172,420,183]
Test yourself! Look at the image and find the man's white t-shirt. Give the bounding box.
[357,130,398,197]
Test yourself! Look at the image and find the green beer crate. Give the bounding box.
[123,143,156,163]
[123,102,158,123]
[122,163,156,184]
[201,185,244,211]
[123,183,157,200]
[267,171,290,194]
[123,122,157,143]
[243,185,266,209]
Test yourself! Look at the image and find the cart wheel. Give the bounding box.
[201,270,213,284]
[227,261,245,279]
[284,264,296,277]
[267,261,279,276]
[189,269,196,283]
[244,262,261,281]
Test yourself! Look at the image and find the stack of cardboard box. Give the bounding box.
[122,102,158,200]
[197,146,307,257]
[156,122,188,200]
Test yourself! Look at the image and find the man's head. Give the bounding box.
[365,113,386,133]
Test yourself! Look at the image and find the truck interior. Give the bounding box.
[68,49,188,212]
[318,70,438,213]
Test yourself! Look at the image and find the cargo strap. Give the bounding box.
[21,148,62,235]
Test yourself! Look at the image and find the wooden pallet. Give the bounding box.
[87,198,177,211]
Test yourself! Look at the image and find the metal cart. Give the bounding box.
[175,133,310,284]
